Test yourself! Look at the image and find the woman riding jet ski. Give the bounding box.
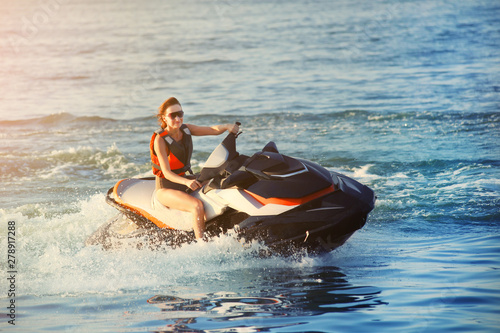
[86,125,376,255]
[149,97,241,240]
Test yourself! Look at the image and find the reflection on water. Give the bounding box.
[146,266,386,332]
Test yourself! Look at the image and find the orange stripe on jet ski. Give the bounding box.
[112,179,173,230]
[244,185,335,206]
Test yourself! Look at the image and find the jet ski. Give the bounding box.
[86,127,376,255]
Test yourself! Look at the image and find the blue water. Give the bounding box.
[1,0,499,332]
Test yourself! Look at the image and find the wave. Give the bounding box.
[370,160,499,226]
[1,189,496,299]
[0,112,158,144]
[209,110,500,131]
[0,194,307,297]
[0,112,114,127]
[1,110,498,129]
[157,58,235,69]
[174,58,234,65]
[44,75,93,81]
[0,143,147,182]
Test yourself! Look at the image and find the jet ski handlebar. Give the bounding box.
[234,121,242,138]
[186,121,241,193]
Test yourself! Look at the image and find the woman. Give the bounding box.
[150,97,239,240]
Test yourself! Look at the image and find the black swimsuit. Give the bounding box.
[155,176,189,192]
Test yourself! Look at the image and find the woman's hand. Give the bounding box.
[226,123,240,134]
[185,178,202,191]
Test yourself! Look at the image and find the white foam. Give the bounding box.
[330,164,380,183]
[2,194,322,298]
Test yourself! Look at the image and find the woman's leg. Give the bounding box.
[155,188,206,239]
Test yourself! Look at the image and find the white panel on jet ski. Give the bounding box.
[214,189,297,216]
[203,144,229,168]
[115,179,193,231]
[192,189,228,220]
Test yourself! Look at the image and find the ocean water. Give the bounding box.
[1,0,499,332]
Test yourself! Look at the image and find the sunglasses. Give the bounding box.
[167,111,184,119]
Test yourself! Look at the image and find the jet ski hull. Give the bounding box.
[86,132,376,255]
[87,172,375,255]
[231,171,375,255]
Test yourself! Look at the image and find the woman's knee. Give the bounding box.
[192,199,204,215]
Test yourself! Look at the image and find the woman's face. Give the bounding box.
[164,104,184,129]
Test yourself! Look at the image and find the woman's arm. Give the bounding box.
[187,123,239,136]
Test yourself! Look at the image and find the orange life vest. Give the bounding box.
[150,124,193,177]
